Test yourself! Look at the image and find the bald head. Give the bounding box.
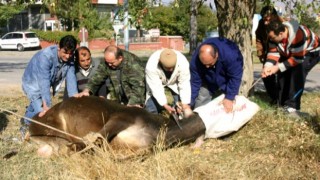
[104,45,120,57]
[199,44,218,68]
[104,45,123,69]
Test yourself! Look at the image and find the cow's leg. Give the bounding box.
[30,136,72,157]
[98,115,135,142]
[97,115,156,155]
[192,134,205,148]
[66,115,138,153]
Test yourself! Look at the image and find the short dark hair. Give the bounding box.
[75,46,91,62]
[104,45,123,59]
[59,35,77,52]
[267,20,285,35]
[260,5,277,18]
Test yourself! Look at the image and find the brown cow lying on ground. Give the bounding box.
[27,96,206,157]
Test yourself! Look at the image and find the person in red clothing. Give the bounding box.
[262,19,320,118]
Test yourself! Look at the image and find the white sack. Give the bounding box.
[194,94,260,139]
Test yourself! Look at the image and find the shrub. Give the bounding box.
[31,29,114,42]
[31,30,79,43]
[90,29,114,40]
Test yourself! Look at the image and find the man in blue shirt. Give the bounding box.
[189,37,243,113]
[20,35,78,139]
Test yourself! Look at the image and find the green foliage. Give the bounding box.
[279,0,320,35]
[255,0,273,14]
[143,1,218,43]
[197,5,218,41]
[143,6,177,35]
[55,0,77,20]
[0,4,25,27]
[78,5,113,39]
[30,29,79,43]
[36,0,113,39]
[172,0,190,40]
[90,28,114,40]
[300,12,320,35]
[115,0,150,36]
[127,0,149,29]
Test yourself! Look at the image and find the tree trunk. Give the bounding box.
[72,19,74,31]
[189,0,198,55]
[136,25,141,37]
[214,0,256,97]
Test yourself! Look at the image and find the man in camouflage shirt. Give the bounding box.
[75,45,146,107]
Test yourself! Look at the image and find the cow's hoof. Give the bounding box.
[192,134,205,149]
[37,144,53,158]
[83,132,104,146]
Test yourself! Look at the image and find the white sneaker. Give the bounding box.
[283,106,310,119]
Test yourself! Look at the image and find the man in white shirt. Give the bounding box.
[145,49,192,117]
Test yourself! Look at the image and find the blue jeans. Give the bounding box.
[22,96,43,125]
[145,91,180,114]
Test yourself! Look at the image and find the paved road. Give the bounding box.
[0,50,319,96]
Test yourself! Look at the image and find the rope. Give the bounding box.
[0,108,83,141]
[249,77,262,91]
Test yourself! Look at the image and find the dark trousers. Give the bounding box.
[262,74,278,103]
[261,56,283,104]
[277,53,319,110]
[277,64,304,109]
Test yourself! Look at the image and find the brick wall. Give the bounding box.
[40,36,185,51]
[117,42,162,51]
[159,36,184,51]
[89,39,115,50]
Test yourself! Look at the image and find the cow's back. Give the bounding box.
[29,97,116,141]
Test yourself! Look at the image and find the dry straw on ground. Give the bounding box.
[0,91,320,179]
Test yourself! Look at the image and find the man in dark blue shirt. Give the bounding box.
[189,37,243,113]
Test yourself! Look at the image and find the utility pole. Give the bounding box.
[124,0,129,51]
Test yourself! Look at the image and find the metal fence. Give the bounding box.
[117,36,160,44]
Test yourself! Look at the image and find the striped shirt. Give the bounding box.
[266,20,320,72]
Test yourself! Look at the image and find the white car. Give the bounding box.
[0,31,41,51]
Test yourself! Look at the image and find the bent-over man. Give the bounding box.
[75,45,146,107]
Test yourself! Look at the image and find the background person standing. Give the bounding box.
[255,5,284,104]
[262,19,320,118]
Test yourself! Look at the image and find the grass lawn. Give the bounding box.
[0,90,319,179]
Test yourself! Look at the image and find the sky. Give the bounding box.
[274,0,317,17]
[161,0,173,6]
